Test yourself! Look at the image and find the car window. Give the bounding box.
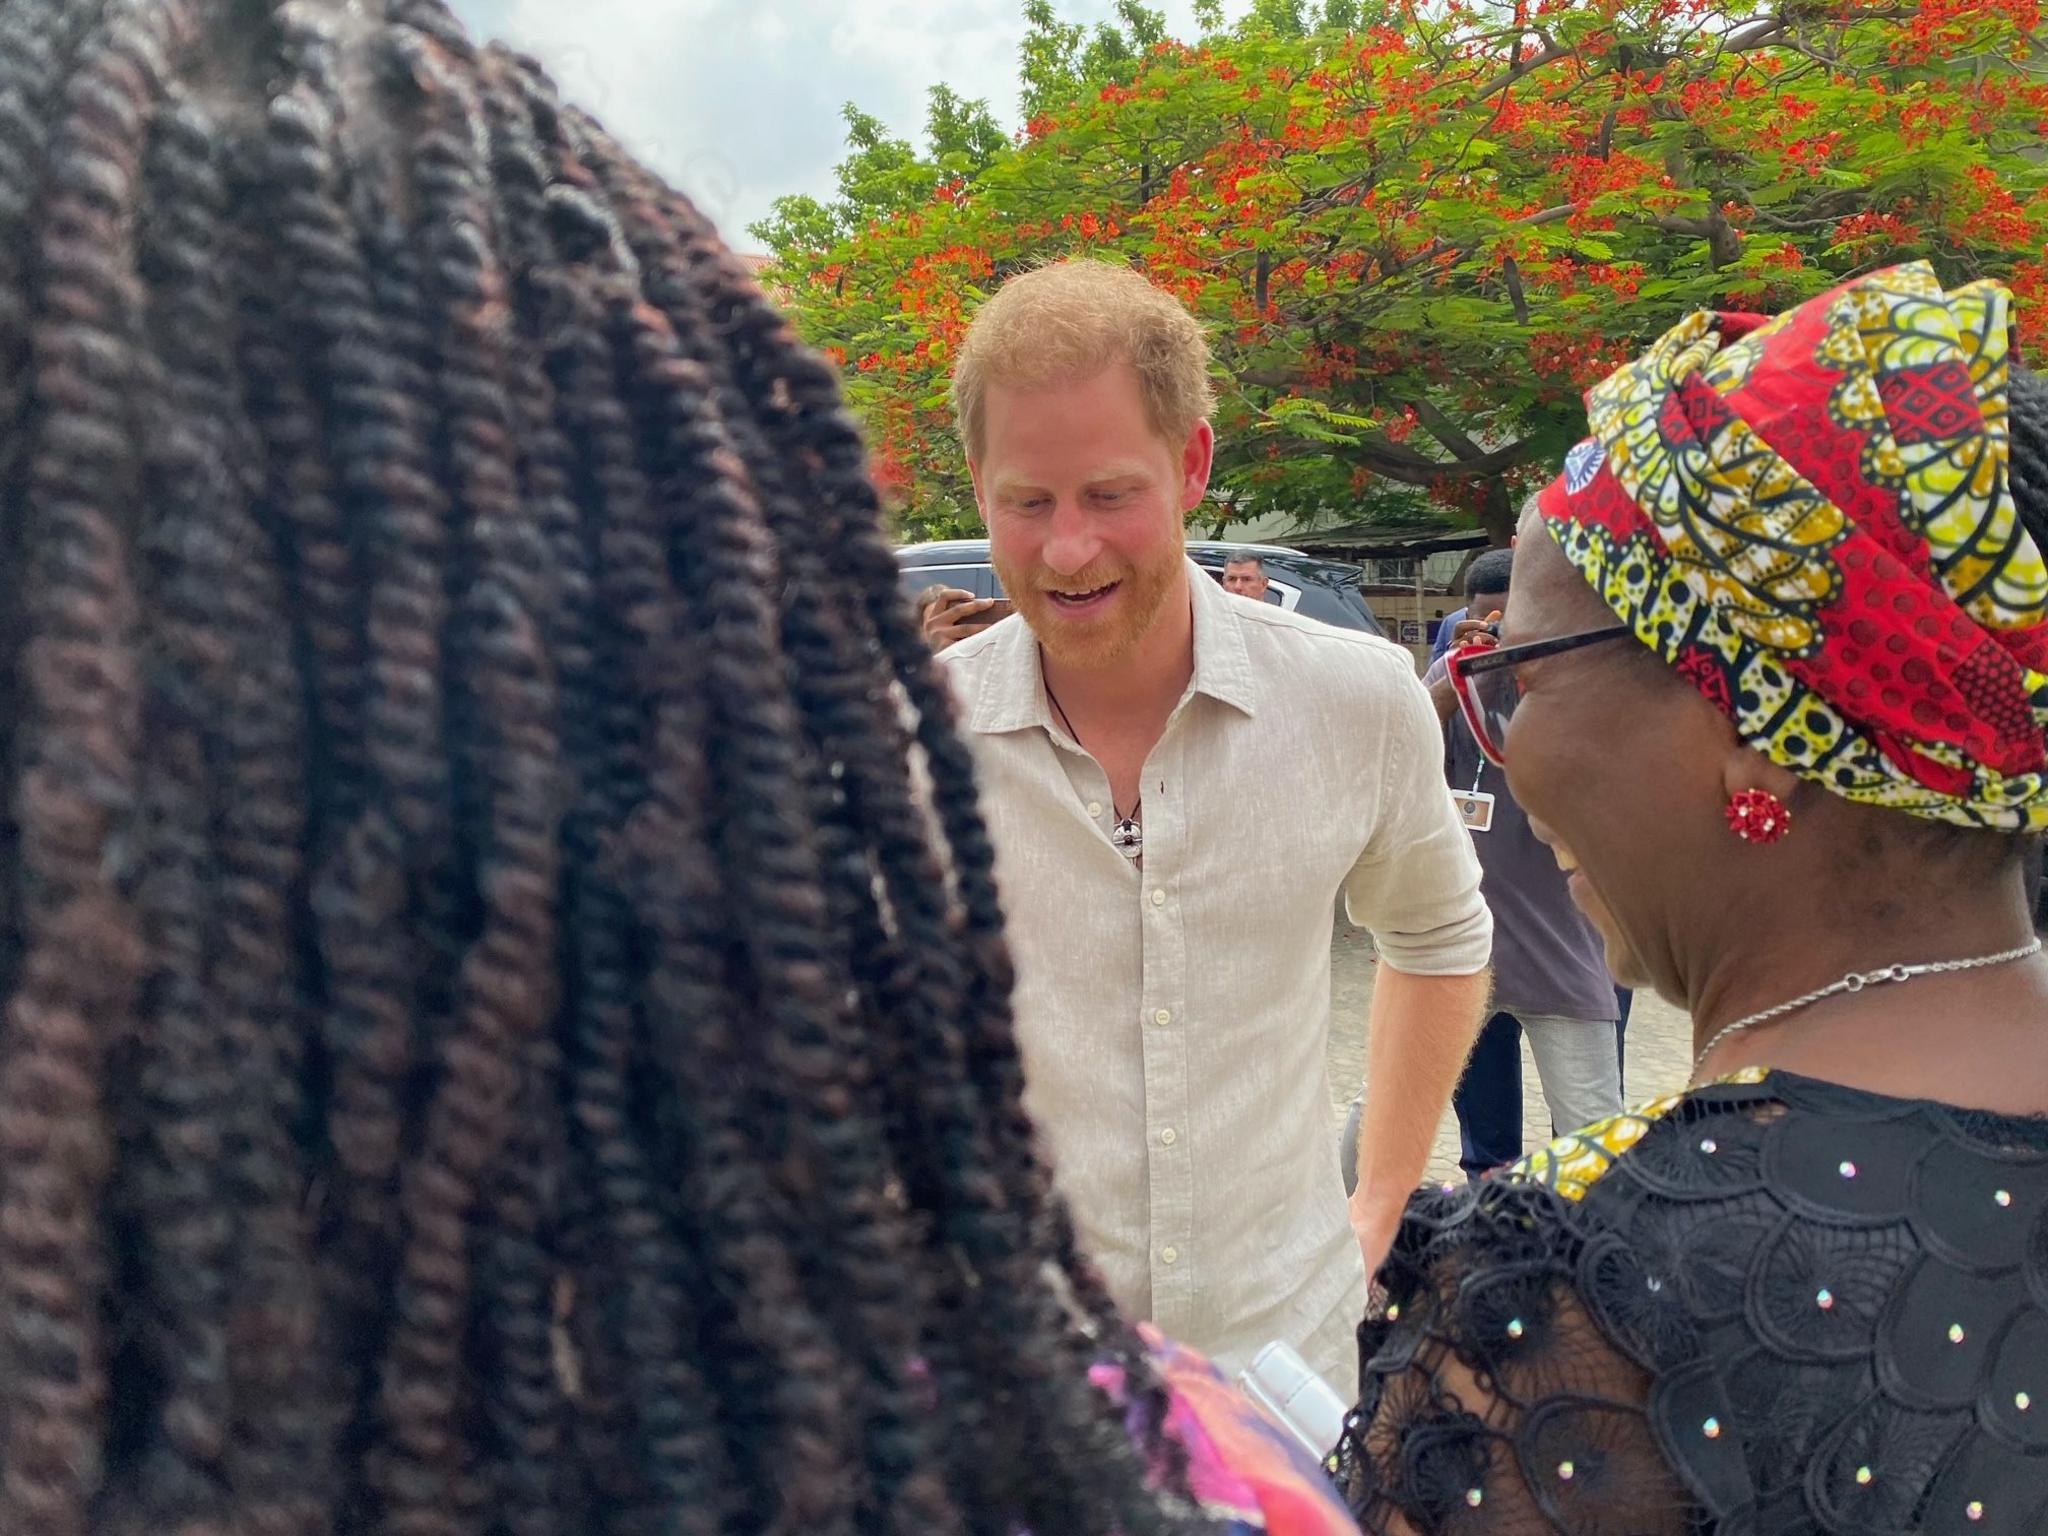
[1333,583,1386,636]
[898,562,992,603]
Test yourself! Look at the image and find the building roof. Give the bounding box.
[1290,521,1491,560]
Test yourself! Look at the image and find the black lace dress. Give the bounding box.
[1330,1069,2048,1534]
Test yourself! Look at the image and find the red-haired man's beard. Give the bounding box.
[995,544,1181,670]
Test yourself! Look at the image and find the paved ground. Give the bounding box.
[1325,909,1694,1184]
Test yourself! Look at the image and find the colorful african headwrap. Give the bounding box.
[1538,262,2048,832]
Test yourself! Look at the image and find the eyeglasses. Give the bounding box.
[1447,627,1635,767]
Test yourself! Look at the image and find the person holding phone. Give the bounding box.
[920,584,1014,649]
[1424,549,1622,1173]
[1341,548,1623,1193]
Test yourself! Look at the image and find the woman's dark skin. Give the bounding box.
[1501,500,2048,1116]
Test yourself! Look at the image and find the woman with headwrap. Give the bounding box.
[1333,263,2048,1534]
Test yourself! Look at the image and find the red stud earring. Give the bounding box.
[1725,787,1792,845]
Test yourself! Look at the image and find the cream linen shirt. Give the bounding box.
[939,561,1491,1386]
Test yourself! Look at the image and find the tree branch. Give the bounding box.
[1351,436,1540,487]
[1653,206,1742,268]
[1244,416,1542,488]
[1407,397,1490,462]
[1502,254,1531,325]
[1477,41,1575,102]
[1387,204,1572,280]
[1476,9,1821,106]
[1721,13,1790,54]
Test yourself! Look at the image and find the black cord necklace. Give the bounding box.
[1044,683,1143,860]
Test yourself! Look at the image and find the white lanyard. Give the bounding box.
[1451,728,1496,833]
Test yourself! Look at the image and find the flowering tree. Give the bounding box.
[757,0,2048,542]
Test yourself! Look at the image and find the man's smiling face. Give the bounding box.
[974,361,1209,669]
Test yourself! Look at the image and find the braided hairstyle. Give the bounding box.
[0,2,1223,1532]
[2009,363,2048,547]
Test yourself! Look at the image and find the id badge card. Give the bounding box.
[1451,789,1496,833]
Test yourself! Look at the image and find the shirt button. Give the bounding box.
[1160,1127,1178,1146]
[1151,889,1166,907]
[1087,801,1103,818]
[1161,1246,1180,1266]
[1153,1008,1172,1026]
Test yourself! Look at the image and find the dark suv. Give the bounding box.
[895,539,1386,638]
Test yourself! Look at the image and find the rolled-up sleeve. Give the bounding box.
[1342,658,1492,975]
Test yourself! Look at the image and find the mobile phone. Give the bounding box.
[980,597,1015,623]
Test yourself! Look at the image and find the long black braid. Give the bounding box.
[0,2,1226,1532]
[2008,363,2048,551]
[571,123,1200,1526]
[562,109,1190,1535]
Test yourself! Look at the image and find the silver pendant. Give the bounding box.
[1111,817,1143,859]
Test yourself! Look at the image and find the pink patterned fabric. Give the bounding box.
[1090,1325,1362,1535]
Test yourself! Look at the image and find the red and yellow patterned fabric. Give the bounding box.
[1091,1326,1362,1534]
[1538,262,2048,830]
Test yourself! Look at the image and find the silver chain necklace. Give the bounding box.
[1691,938,2042,1075]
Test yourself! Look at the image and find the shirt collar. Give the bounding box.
[965,556,1260,734]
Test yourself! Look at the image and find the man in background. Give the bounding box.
[920,584,1005,650]
[1345,548,1620,1187]
[1427,548,1621,1171]
[1220,552,1271,602]
[1429,600,1469,663]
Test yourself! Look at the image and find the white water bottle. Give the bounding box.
[1238,1340,1349,1458]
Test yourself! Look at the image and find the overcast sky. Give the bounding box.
[447,0,1248,249]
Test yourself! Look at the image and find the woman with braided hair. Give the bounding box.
[0,1,1360,1532]
[1334,265,2048,1532]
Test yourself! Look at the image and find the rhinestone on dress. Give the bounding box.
[1465,1488,1484,1508]
[1703,1418,1722,1440]
[1557,1461,1575,1482]
[1949,1323,1967,1345]
[1506,1318,1525,1340]
[1816,1288,1835,1310]
[1968,1502,1985,1523]
[1995,1189,2013,1208]
[1856,1466,1874,1487]
[1839,1160,1858,1179]
[2017,1391,2033,1412]
[1700,1137,1718,1154]
[1386,1304,1400,1321]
